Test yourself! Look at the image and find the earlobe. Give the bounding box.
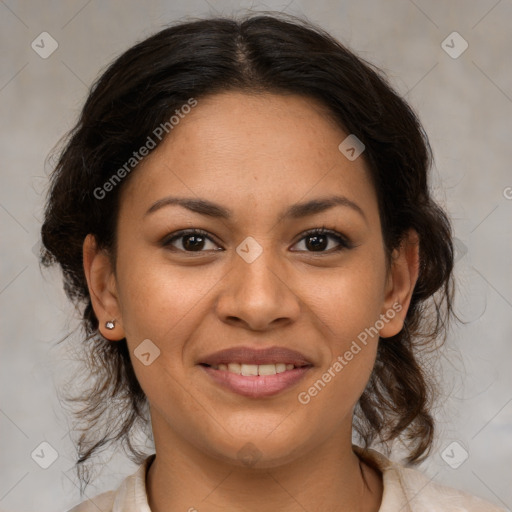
[379,229,420,339]
[83,234,125,341]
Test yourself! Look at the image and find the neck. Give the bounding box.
[146,415,382,512]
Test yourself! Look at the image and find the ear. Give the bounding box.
[83,234,125,341]
[379,229,420,338]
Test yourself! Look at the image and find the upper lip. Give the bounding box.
[199,346,313,367]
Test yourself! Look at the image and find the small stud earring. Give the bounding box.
[105,320,116,330]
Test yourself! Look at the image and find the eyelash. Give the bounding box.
[161,227,353,254]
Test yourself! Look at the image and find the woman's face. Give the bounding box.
[87,91,414,467]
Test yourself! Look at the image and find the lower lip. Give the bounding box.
[200,365,312,398]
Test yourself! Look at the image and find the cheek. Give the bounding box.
[306,257,387,343]
[114,246,225,374]
[296,283,381,424]
[297,255,386,400]
[114,255,209,407]
[116,244,200,332]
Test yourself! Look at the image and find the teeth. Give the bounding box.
[241,364,258,376]
[210,363,300,375]
[276,363,287,373]
[258,364,277,376]
[227,363,241,374]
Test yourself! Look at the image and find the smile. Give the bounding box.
[200,363,312,398]
[206,362,298,375]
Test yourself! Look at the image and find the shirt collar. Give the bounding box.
[353,445,412,512]
[112,453,155,512]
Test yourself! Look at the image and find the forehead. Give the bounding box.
[120,91,378,223]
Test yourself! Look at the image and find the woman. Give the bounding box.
[41,12,504,512]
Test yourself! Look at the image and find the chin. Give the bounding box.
[199,425,311,469]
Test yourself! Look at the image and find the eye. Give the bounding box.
[291,227,352,253]
[162,227,352,254]
[162,229,222,252]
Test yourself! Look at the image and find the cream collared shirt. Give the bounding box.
[67,448,505,511]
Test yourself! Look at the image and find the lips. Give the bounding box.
[198,346,313,398]
[199,346,313,367]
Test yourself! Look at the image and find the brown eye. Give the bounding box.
[181,233,206,251]
[163,229,221,252]
[304,233,328,251]
[291,228,352,253]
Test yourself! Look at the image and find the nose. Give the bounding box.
[214,245,301,331]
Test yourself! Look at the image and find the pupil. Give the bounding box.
[183,235,205,251]
[306,235,327,251]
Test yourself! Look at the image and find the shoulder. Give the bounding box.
[397,464,504,511]
[66,490,115,512]
[64,454,155,512]
[354,446,505,511]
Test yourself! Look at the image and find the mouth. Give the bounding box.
[198,346,313,398]
[200,362,307,375]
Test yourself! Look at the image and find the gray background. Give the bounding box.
[1,1,511,511]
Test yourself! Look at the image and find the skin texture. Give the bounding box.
[83,92,419,512]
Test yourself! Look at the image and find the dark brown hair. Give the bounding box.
[40,12,454,492]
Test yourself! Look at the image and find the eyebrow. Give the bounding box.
[145,195,367,223]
